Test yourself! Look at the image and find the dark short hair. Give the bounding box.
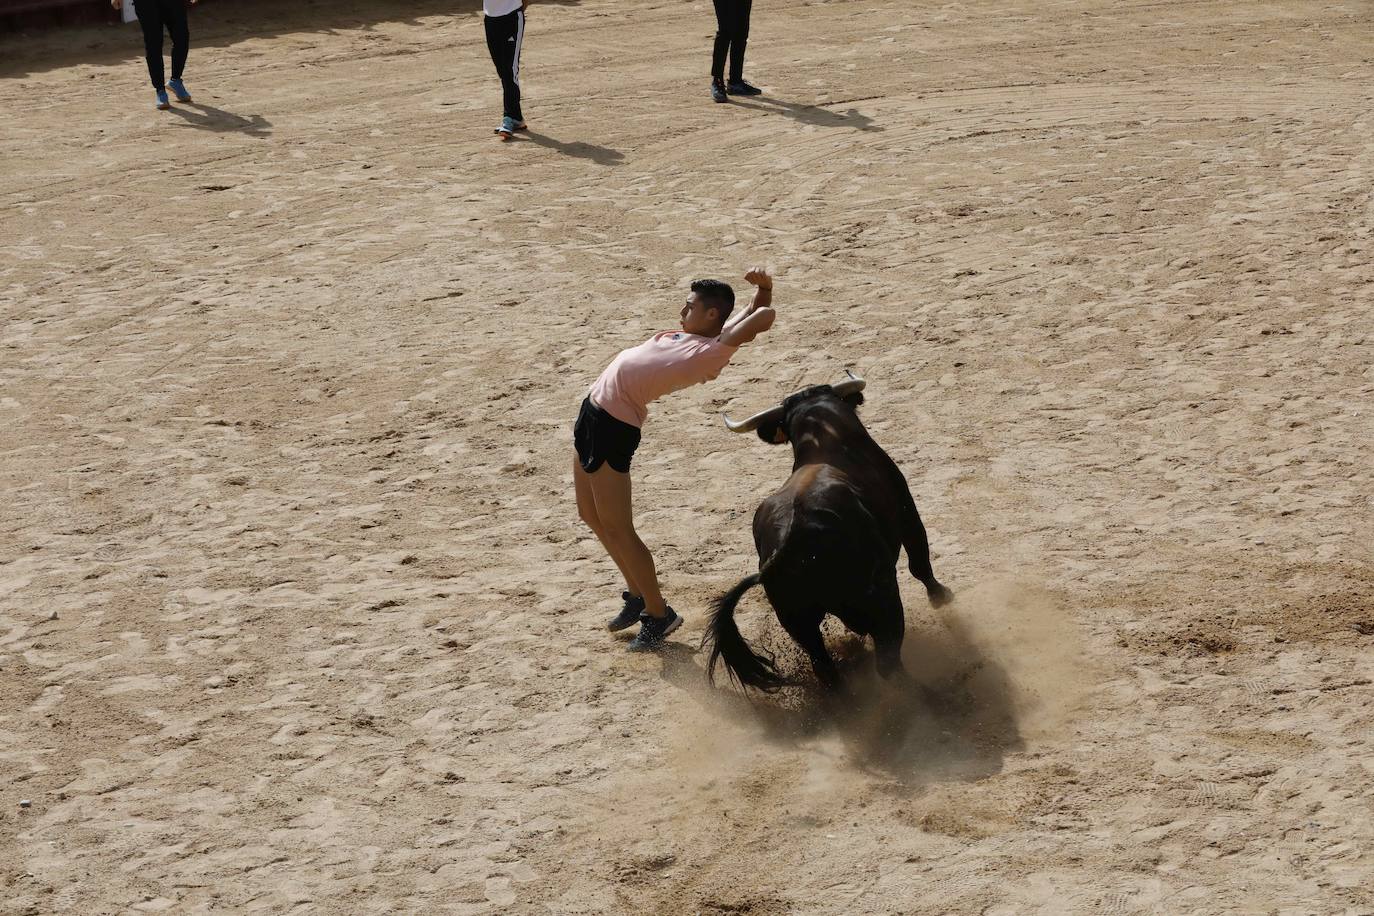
[690,279,735,323]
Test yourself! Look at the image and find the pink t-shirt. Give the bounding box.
[589,331,739,428]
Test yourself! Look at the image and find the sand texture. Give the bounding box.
[2,0,1372,912]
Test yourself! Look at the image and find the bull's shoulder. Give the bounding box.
[756,464,845,519]
[780,463,865,504]
[786,457,911,523]
[786,462,826,490]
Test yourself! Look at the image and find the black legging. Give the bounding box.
[711,0,753,83]
[133,0,189,91]
[483,9,525,122]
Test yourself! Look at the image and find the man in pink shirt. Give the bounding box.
[574,270,777,651]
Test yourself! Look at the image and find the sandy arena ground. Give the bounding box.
[2,0,1372,912]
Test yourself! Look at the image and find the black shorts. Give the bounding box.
[574,397,641,474]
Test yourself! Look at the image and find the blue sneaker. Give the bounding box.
[608,592,646,632]
[168,78,192,103]
[494,115,527,139]
[626,608,683,652]
[155,89,170,110]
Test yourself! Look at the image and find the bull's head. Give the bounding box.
[722,371,866,444]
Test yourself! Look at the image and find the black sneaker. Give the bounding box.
[627,608,683,652]
[710,80,728,103]
[727,80,762,96]
[608,592,646,632]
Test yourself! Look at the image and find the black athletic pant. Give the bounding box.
[484,10,525,122]
[711,0,753,83]
[133,0,189,91]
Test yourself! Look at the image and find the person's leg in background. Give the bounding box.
[133,0,168,105]
[710,0,733,102]
[728,0,761,94]
[484,9,526,132]
[165,0,192,102]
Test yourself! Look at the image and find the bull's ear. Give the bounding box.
[843,392,865,408]
[757,420,789,444]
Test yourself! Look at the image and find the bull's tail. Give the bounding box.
[704,574,786,692]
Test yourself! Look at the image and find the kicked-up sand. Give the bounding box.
[1,0,1372,912]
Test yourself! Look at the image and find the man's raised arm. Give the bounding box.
[719,267,776,347]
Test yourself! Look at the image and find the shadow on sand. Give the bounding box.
[658,610,1023,786]
[0,0,586,78]
[731,95,884,132]
[168,101,272,137]
[507,130,624,166]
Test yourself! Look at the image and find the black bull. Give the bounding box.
[704,378,953,692]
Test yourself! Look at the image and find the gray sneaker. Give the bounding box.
[608,592,646,632]
[627,608,683,652]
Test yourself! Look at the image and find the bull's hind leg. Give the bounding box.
[909,549,953,608]
[778,609,843,692]
[866,579,909,682]
[902,508,953,608]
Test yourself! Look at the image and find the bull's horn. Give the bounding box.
[832,370,866,398]
[722,404,785,433]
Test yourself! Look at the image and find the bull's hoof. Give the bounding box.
[928,583,954,608]
[875,658,910,682]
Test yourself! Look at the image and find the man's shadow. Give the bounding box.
[732,96,883,132]
[168,102,272,137]
[507,130,624,166]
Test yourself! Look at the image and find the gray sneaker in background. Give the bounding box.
[608,592,646,632]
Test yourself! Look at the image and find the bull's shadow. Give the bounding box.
[659,606,1024,786]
